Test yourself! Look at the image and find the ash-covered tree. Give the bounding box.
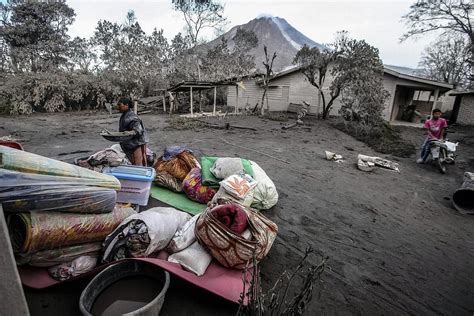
[402,0,473,84]
[92,11,169,96]
[172,0,228,45]
[167,32,200,84]
[294,32,386,120]
[66,37,97,73]
[232,27,258,76]
[0,0,75,72]
[418,34,469,87]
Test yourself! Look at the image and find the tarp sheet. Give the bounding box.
[18,252,246,304]
[150,185,206,216]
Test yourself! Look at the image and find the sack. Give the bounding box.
[220,174,258,200]
[154,171,183,192]
[102,207,191,262]
[210,186,254,208]
[249,161,278,210]
[182,168,216,204]
[168,241,212,276]
[195,203,278,269]
[210,157,254,180]
[154,151,200,181]
[167,214,199,254]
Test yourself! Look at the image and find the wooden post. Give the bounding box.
[199,90,202,113]
[213,86,217,116]
[431,89,440,117]
[190,87,194,115]
[235,85,239,114]
[134,100,138,114]
[162,92,166,112]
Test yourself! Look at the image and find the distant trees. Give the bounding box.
[417,34,470,87]
[294,32,386,120]
[0,0,75,72]
[172,0,228,45]
[402,0,473,84]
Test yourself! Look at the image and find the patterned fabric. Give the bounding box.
[195,204,278,269]
[154,171,183,192]
[154,151,200,181]
[182,168,216,204]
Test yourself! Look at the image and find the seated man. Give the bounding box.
[417,108,447,164]
[117,97,149,166]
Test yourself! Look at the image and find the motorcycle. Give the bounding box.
[429,139,458,174]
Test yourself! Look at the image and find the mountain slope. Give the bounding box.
[209,16,325,72]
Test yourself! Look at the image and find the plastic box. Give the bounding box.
[103,165,156,206]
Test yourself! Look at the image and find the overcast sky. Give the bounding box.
[65,0,438,68]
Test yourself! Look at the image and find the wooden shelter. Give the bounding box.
[167,81,237,115]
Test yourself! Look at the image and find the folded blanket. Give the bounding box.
[102,207,191,263]
[210,204,248,234]
[154,151,200,181]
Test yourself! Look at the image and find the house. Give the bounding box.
[227,65,453,122]
[449,90,474,125]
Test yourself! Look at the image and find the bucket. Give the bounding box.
[79,260,170,316]
[452,172,474,215]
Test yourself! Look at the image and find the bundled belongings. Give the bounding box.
[195,203,278,269]
[48,255,98,281]
[16,242,102,267]
[249,161,279,210]
[167,215,213,276]
[0,169,117,213]
[182,168,217,204]
[8,205,135,254]
[220,174,258,201]
[154,146,200,181]
[0,146,121,189]
[102,207,191,263]
[76,144,130,171]
[201,156,254,187]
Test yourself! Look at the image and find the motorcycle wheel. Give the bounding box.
[436,149,447,174]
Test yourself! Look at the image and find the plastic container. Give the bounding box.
[104,166,155,206]
[79,260,170,316]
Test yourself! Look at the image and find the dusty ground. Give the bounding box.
[1,111,473,315]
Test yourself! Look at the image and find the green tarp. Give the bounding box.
[200,156,254,187]
[149,185,206,216]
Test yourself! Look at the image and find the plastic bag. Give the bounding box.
[1,184,117,213]
[16,242,102,267]
[168,241,212,276]
[8,205,136,254]
[182,168,216,204]
[249,161,278,210]
[48,255,98,281]
[210,157,254,180]
[220,174,258,200]
[0,146,120,189]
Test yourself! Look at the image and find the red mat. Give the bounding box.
[18,251,247,304]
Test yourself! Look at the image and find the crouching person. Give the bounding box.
[117,97,149,166]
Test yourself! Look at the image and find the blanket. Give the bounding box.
[210,204,248,234]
